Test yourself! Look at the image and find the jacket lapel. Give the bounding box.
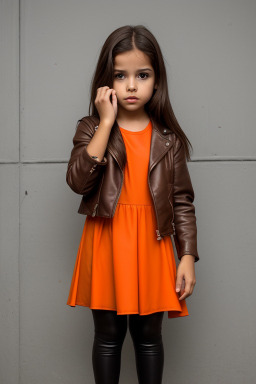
[149,119,174,172]
[106,118,174,172]
[107,120,127,170]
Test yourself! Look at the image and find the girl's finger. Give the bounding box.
[176,273,183,293]
[178,280,192,300]
[103,88,115,100]
[96,86,109,95]
[179,287,189,300]
[179,293,187,300]
[96,88,112,102]
[112,91,117,111]
[95,87,107,101]
[99,87,112,96]
[99,87,110,97]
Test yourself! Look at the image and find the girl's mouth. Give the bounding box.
[125,97,139,103]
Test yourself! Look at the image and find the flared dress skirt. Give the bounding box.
[66,120,189,319]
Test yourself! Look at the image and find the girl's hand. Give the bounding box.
[175,255,196,300]
[94,86,118,127]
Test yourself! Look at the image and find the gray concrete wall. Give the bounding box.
[1,0,256,383]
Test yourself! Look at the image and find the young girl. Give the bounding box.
[66,25,199,384]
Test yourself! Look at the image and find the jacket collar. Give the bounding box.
[93,116,174,172]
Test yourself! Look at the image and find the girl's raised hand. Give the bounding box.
[94,86,118,128]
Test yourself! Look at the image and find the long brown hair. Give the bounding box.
[88,25,193,161]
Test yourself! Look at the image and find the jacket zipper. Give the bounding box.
[149,160,176,239]
[156,229,162,240]
[148,131,174,240]
[92,173,105,217]
[108,148,124,216]
[170,134,176,236]
[169,199,176,235]
[148,171,162,240]
[172,221,176,235]
[92,203,98,217]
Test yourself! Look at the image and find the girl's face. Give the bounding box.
[113,48,157,114]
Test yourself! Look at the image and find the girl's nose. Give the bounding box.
[127,79,137,91]
[127,85,137,92]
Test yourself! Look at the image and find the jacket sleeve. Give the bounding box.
[173,137,199,262]
[66,117,108,195]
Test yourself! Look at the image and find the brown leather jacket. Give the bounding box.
[66,115,199,262]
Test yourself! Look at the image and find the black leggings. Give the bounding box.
[91,309,164,384]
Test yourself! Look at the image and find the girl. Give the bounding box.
[66,25,199,384]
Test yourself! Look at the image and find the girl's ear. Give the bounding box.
[154,83,158,90]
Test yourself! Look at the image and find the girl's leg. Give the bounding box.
[91,309,128,384]
[129,311,165,384]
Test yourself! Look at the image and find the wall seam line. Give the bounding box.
[18,0,21,383]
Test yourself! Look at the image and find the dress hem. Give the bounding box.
[66,302,189,317]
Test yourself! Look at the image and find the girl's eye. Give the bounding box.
[139,73,149,79]
[114,74,125,79]
[114,73,149,80]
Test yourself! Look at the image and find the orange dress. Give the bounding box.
[66,120,189,319]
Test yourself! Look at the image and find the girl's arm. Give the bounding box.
[66,117,111,195]
[173,137,199,262]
